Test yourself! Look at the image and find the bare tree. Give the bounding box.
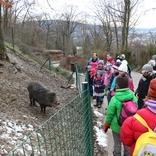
[59,5,81,56]
[92,0,141,55]
[0,0,12,60]
[92,0,114,52]
[108,0,141,52]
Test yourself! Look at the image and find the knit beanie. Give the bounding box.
[148,60,156,67]
[142,64,153,73]
[105,65,111,71]
[87,65,92,71]
[152,55,156,61]
[116,73,129,89]
[147,78,156,99]
[121,54,125,59]
[98,60,104,65]
[118,63,128,73]
[96,70,103,77]
[112,62,121,70]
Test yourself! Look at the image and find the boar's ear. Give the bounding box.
[46,91,51,95]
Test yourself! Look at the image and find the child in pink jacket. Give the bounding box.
[104,65,114,95]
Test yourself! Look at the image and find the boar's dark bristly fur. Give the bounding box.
[27,82,58,113]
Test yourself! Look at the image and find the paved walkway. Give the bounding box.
[93,71,140,156]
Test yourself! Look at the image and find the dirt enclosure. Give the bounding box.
[0,49,79,155]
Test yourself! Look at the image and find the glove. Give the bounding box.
[104,122,111,133]
[110,90,115,97]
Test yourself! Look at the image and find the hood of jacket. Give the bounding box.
[145,99,156,114]
[115,88,134,102]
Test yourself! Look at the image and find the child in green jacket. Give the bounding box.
[104,73,138,156]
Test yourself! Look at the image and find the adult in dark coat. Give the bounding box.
[135,64,153,109]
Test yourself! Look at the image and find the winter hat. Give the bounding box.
[142,64,153,73]
[98,60,104,65]
[118,63,128,73]
[148,60,156,67]
[87,65,92,70]
[121,54,125,59]
[116,73,129,89]
[105,65,111,71]
[90,68,96,78]
[112,62,121,70]
[96,70,103,77]
[117,55,124,61]
[146,78,156,100]
[152,55,156,61]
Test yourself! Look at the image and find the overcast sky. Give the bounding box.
[36,0,156,29]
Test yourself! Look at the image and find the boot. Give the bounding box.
[94,101,98,107]
[98,102,102,108]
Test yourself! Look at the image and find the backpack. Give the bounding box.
[133,114,156,156]
[118,99,138,126]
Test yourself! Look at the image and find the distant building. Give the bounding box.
[48,50,64,60]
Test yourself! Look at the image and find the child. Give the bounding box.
[93,70,105,108]
[135,64,153,109]
[88,67,96,97]
[104,65,114,96]
[120,78,156,156]
[96,60,105,76]
[104,73,138,156]
[107,62,121,104]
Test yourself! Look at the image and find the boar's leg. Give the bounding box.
[29,97,33,106]
[32,99,37,107]
[40,105,46,114]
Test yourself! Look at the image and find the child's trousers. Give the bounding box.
[112,131,130,156]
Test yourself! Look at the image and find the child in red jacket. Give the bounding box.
[120,78,156,156]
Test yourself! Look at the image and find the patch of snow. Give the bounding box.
[94,110,103,117]
[97,121,103,127]
[94,125,107,147]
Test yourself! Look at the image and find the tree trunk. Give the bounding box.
[0,5,6,60]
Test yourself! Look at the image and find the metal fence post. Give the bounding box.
[82,82,94,156]
[49,58,53,71]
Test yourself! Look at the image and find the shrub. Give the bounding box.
[60,56,87,71]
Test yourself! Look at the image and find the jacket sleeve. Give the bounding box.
[110,77,116,91]
[120,116,135,147]
[129,78,134,92]
[133,95,138,107]
[105,97,117,124]
[135,79,142,96]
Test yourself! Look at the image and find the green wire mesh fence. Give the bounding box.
[8,81,94,156]
[75,64,88,93]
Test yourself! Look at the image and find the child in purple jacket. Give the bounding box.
[93,70,105,108]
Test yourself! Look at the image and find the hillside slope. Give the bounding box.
[0,49,79,155]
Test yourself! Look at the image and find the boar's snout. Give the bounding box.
[48,100,59,107]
